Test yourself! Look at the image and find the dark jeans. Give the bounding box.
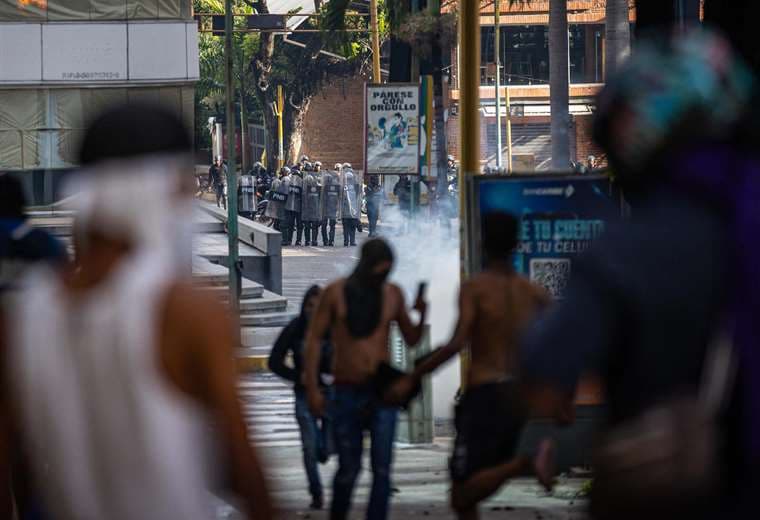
[330,385,398,520]
[215,184,226,209]
[342,218,357,246]
[295,390,333,499]
[367,202,379,236]
[285,210,303,244]
[321,218,337,245]
[303,220,320,245]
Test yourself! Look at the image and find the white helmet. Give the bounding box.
[342,163,352,171]
[334,163,342,170]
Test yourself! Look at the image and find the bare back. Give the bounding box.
[465,271,549,387]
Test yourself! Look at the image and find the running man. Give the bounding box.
[387,212,553,520]
[303,238,427,520]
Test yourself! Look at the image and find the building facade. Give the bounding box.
[0,0,199,203]
[444,0,636,170]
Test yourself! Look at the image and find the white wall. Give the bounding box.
[0,22,199,84]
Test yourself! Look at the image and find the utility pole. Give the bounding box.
[276,85,284,169]
[494,0,502,170]
[459,0,480,386]
[239,46,248,173]
[370,0,382,83]
[505,84,513,172]
[224,0,241,311]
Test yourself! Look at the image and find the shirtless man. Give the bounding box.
[388,212,552,520]
[304,238,427,520]
[0,105,272,520]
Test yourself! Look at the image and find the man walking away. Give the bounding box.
[238,168,256,220]
[0,104,273,520]
[393,176,411,235]
[304,238,427,520]
[269,285,334,509]
[365,176,383,238]
[208,156,227,209]
[0,175,67,292]
[388,212,554,520]
[321,165,342,246]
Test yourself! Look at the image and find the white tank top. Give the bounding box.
[6,251,219,520]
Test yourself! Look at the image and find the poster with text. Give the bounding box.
[475,175,622,299]
[365,84,420,176]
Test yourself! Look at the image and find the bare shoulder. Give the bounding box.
[321,279,346,303]
[162,281,233,339]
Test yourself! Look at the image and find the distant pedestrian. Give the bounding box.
[365,175,383,237]
[392,176,411,234]
[0,174,67,292]
[208,156,226,209]
[268,285,333,510]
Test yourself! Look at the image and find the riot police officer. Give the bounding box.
[341,165,360,247]
[266,166,290,237]
[238,167,256,220]
[301,162,322,246]
[285,164,304,246]
[320,164,341,246]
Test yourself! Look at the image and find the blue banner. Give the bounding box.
[476,175,621,298]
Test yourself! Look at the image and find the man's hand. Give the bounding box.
[413,294,427,317]
[307,388,326,418]
[384,374,418,406]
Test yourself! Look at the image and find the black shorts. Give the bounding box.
[449,381,527,482]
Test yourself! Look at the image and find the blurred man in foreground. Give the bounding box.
[0,104,272,520]
[388,212,553,520]
[304,238,427,520]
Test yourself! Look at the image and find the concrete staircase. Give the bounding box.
[193,256,295,327]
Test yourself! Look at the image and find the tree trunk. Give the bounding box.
[605,0,631,78]
[432,19,448,194]
[549,0,571,169]
[283,97,311,164]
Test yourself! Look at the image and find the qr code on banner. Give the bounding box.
[529,258,571,298]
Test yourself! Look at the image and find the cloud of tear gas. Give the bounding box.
[377,202,461,421]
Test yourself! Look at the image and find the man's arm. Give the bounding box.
[166,287,273,520]
[412,285,475,380]
[395,284,427,348]
[303,287,333,416]
[267,323,298,384]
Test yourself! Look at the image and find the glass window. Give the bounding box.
[47,0,90,21]
[90,0,127,19]
[127,0,158,19]
[0,130,23,169]
[569,24,604,84]
[480,24,606,86]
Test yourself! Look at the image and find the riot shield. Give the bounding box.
[285,173,303,213]
[264,177,282,219]
[321,170,341,220]
[239,173,256,215]
[302,170,321,222]
[340,168,360,220]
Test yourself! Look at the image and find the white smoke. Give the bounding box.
[377,202,461,422]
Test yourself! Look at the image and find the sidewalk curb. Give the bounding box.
[237,355,270,373]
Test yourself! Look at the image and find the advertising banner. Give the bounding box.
[365,83,419,176]
[473,175,622,299]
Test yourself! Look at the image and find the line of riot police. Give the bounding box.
[244,157,362,247]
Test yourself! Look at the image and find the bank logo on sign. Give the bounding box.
[564,185,575,198]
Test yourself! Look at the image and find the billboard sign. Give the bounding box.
[472,174,622,299]
[365,83,420,176]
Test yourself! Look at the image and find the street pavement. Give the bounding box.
[229,377,588,519]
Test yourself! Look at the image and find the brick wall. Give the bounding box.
[301,75,367,169]
[573,114,607,167]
